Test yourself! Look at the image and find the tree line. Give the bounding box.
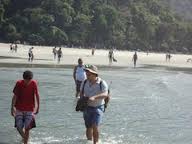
[0,0,192,53]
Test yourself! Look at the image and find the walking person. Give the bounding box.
[108,49,114,65]
[73,58,86,97]
[91,48,95,56]
[80,65,109,144]
[52,46,57,60]
[28,47,34,62]
[168,53,172,62]
[10,43,13,52]
[132,51,138,68]
[15,43,18,52]
[57,47,63,64]
[11,70,40,144]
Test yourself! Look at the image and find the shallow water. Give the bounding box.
[0,67,192,144]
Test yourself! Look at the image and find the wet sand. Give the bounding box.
[0,43,192,70]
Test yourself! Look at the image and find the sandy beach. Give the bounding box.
[0,43,192,69]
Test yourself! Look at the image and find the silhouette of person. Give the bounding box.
[132,51,138,68]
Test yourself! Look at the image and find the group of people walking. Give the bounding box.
[19,45,138,68]
[52,46,63,63]
[11,58,110,144]
[27,46,63,63]
[10,43,18,52]
[108,49,138,67]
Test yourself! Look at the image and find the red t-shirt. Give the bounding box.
[13,80,39,111]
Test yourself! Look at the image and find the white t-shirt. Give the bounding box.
[75,65,86,81]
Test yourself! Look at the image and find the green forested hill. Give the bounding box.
[162,0,192,21]
[0,0,192,53]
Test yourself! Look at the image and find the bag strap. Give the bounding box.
[82,79,87,95]
[100,80,110,94]
[99,80,102,91]
[82,79,109,95]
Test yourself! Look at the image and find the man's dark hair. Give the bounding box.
[23,70,33,80]
[78,58,82,62]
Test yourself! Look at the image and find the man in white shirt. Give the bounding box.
[73,58,86,97]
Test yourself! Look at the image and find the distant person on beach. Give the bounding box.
[73,58,87,97]
[80,65,109,144]
[52,46,57,60]
[14,43,18,52]
[91,48,95,56]
[10,43,13,52]
[108,49,114,65]
[166,53,172,62]
[11,70,40,144]
[165,53,169,61]
[57,47,63,63]
[28,47,34,62]
[132,51,138,68]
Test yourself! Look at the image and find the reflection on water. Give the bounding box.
[0,67,192,144]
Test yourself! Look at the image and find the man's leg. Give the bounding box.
[23,129,30,144]
[31,54,34,62]
[76,81,81,97]
[15,111,25,140]
[17,128,25,139]
[86,127,93,141]
[23,112,36,144]
[93,124,99,144]
[28,53,31,61]
[92,106,104,144]
[75,83,79,97]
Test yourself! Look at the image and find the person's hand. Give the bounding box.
[34,110,39,115]
[89,97,95,101]
[11,107,16,117]
[33,108,39,115]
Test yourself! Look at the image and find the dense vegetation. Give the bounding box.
[0,0,192,53]
[162,0,192,21]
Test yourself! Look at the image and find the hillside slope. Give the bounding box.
[162,0,192,20]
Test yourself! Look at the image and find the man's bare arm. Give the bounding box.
[11,94,16,116]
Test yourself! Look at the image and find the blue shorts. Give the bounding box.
[83,105,104,128]
[15,110,36,130]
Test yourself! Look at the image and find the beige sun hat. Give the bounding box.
[84,65,98,75]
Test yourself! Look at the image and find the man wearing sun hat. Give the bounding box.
[80,65,109,144]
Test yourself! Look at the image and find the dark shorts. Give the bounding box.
[15,110,36,130]
[76,80,82,92]
[83,105,104,128]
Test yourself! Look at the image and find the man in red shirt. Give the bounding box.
[11,70,40,144]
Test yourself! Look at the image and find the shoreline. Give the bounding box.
[0,43,192,71]
[0,62,192,74]
[0,62,126,69]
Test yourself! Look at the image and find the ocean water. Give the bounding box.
[0,67,192,144]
